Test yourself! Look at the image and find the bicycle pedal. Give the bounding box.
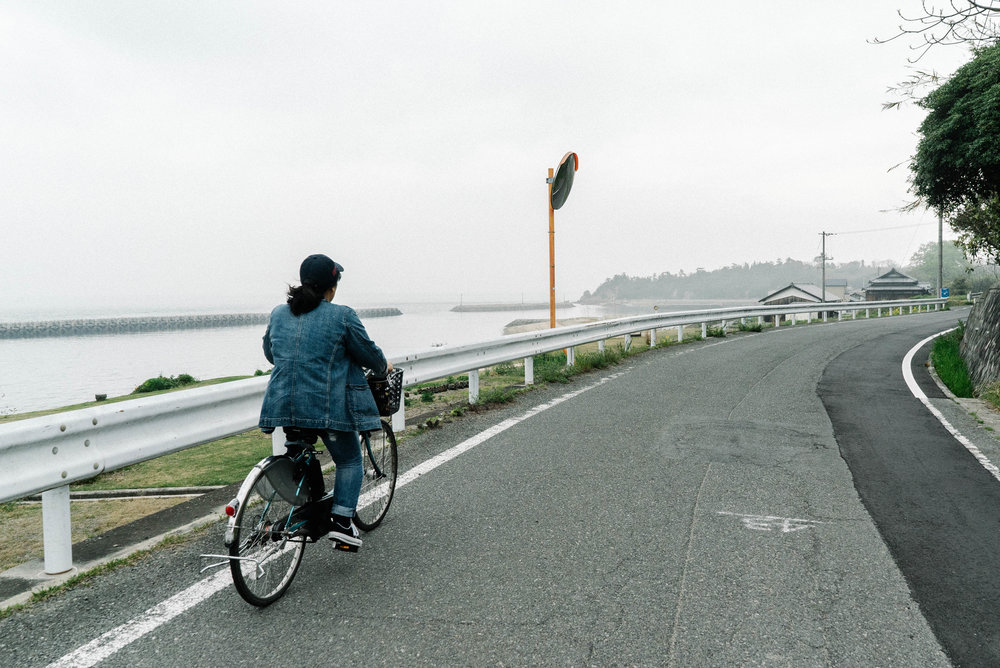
[333,540,359,553]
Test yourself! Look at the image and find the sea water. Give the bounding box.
[0,302,605,415]
[0,299,746,415]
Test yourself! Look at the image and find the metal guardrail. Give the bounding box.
[0,297,946,573]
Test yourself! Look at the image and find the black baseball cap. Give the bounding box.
[299,254,344,290]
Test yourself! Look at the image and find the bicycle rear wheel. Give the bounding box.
[229,464,306,607]
[354,420,398,530]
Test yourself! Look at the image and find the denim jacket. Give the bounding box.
[258,301,388,433]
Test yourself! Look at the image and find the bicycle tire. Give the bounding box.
[229,464,307,607]
[354,420,398,531]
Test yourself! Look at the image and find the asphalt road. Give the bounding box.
[820,318,1000,667]
[1,307,988,666]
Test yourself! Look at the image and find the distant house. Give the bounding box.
[864,269,929,301]
[759,283,840,306]
[758,283,841,322]
[824,279,848,300]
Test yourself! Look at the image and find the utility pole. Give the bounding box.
[820,231,835,311]
[938,211,944,298]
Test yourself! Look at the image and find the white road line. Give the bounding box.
[47,369,626,668]
[47,570,231,668]
[902,329,1000,482]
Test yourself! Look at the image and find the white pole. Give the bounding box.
[271,427,285,456]
[42,486,74,574]
[524,356,534,385]
[468,369,480,403]
[392,401,405,432]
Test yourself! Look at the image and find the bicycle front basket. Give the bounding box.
[367,368,403,415]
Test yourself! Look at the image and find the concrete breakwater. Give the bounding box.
[451,302,574,312]
[0,307,402,339]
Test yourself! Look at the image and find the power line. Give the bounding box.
[831,222,936,236]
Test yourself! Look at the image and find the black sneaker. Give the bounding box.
[328,517,362,551]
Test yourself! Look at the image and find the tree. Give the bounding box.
[911,43,1000,261]
[875,1,1000,60]
[906,240,973,283]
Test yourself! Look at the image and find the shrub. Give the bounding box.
[475,386,518,406]
[931,322,974,398]
[133,374,200,394]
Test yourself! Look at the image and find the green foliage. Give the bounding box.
[706,326,727,338]
[582,258,909,302]
[490,361,520,376]
[931,322,975,398]
[905,240,1000,292]
[912,44,1000,261]
[533,347,627,384]
[534,352,572,384]
[133,374,199,394]
[420,390,434,403]
[737,321,763,332]
[475,386,518,406]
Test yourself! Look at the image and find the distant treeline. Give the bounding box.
[580,253,1000,303]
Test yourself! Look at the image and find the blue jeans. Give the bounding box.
[285,429,362,518]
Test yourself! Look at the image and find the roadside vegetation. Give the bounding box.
[931,322,976,399]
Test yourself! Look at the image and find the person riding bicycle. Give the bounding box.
[258,253,393,550]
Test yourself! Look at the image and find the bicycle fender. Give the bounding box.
[224,455,281,547]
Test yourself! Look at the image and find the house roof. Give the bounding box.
[759,283,840,303]
[868,268,919,286]
[865,268,927,294]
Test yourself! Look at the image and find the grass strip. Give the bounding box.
[931,322,975,398]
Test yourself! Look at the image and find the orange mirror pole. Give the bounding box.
[548,167,556,329]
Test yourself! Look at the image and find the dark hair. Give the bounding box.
[287,282,328,316]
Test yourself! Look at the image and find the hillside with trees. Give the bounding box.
[580,245,999,303]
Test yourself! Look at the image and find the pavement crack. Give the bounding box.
[666,461,712,667]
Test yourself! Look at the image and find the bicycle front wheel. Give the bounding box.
[354,420,398,531]
[229,464,306,607]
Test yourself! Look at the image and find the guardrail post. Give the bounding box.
[624,334,632,352]
[677,325,683,342]
[42,485,73,574]
[865,308,870,318]
[598,340,605,353]
[468,369,479,403]
[392,402,405,432]
[524,357,534,385]
[649,328,657,347]
[701,323,707,338]
[272,427,285,456]
[775,315,780,328]
[566,347,575,365]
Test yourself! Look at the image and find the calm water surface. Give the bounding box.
[0,302,603,415]
[0,300,745,415]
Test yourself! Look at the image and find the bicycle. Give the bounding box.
[201,368,402,607]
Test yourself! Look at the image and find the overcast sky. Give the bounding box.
[0,1,974,314]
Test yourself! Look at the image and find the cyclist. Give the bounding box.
[258,253,393,550]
